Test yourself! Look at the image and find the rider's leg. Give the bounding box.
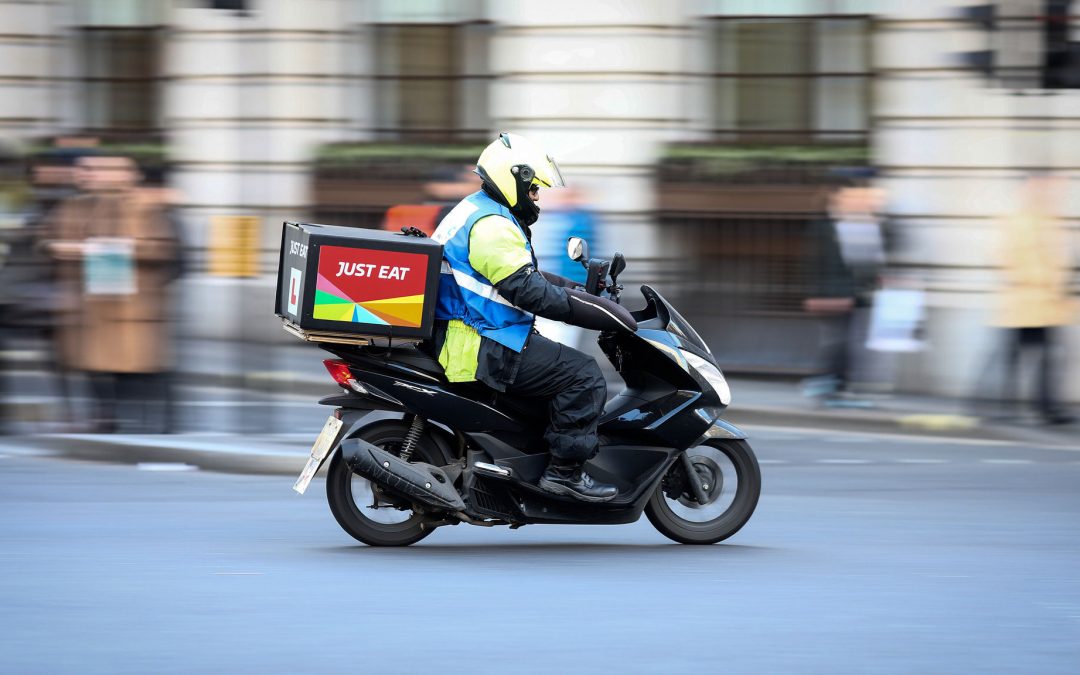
[504,332,616,502]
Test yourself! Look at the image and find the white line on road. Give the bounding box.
[824,436,880,444]
[980,459,1033,465]
[740,423,1080,452]
[895,458,949,464]
[758,459,788,464]
[818,459,872,464]
[136,463,199,472]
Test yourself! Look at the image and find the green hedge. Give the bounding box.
[315,143,484,164]
[659,144,871,182]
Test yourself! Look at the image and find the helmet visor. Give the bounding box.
[533,155,565,189]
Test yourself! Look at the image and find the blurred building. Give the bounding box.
[0,0,1077,400]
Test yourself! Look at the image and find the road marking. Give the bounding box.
[136,463,198,472]
[895,458,949,464]
[756,433,809,442]
[818,459,872,464]
[824,436,877,444]
[980,459,1033,465]
[180,400,321,408]
[740,423,1080,452]
[758,459,788,464]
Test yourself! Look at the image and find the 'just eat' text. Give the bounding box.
[335,261,411,280]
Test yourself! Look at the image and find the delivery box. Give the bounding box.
[276,221,443,343]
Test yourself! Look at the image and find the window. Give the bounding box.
[1041,0,1080,88]
[709,17,871,143]
[372,23,493,141]
[80,27,163,136]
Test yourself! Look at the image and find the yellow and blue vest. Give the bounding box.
[432,191,536,381]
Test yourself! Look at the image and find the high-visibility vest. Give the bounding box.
[432,191,535,352]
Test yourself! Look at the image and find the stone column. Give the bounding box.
[166,0,355,337]
[487,1,692,271]
[0,1,72,142]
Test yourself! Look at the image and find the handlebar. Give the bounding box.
[584,253,625,304]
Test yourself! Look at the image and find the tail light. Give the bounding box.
[323,359,368,394]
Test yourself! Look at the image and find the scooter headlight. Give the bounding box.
[680,349,731,406]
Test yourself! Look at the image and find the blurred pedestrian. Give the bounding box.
[802,182,887,406]
[43,154,179,433]
[382,164,480,237]
[992,174,1075,425]
[139,164,187,433]
[0,142,29,433]
[18,143,99,429]
[532,185,599,348]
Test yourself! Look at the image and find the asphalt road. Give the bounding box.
[1,428,1079,674]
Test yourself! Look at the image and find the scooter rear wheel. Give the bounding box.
[326,420,441,547]
[645,438,761,545]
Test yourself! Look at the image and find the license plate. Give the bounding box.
[292,415,344,495]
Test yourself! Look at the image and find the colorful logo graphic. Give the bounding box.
[313,245,428,327]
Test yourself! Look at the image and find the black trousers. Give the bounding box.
[88,372,174,433]
[1002,326,1065,419]
[506,332,607,463]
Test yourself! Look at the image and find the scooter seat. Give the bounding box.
[383,347,547,426]
[384,346,447,379]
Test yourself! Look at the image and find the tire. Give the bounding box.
[645,439,761,545]
[325,420,445,547]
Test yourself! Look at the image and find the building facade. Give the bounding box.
[1,0,1077,400]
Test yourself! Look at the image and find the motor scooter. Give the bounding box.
[292,237,761,546]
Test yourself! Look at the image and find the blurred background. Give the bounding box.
[0,0,1077,434]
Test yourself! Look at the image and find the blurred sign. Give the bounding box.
[84,237,136,295]
[209,215,260,278]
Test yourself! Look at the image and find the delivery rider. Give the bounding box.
[430,133,636,503]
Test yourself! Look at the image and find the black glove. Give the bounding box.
[564,287,636,332]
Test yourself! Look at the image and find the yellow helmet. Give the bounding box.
[475,132,564,226]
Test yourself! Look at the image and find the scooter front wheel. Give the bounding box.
[645,438,761,545]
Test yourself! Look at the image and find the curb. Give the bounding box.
[19,434,309,476]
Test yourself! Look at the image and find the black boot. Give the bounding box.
[539,460,618,503]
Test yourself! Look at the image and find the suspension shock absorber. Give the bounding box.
[398,416,426,463]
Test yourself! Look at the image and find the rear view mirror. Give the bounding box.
[567,237,589,263]
[610,252,625,281]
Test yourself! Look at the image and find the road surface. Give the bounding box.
[1,427,1078,673]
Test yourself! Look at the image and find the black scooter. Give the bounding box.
[292,237,760,546]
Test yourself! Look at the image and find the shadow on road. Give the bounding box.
[314,542,772,560]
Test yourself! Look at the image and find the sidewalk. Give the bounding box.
[2,336,1077,475]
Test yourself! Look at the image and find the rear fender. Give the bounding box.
[335,411,457,466]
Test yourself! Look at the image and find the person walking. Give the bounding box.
[994,174,1075,425]
[44,154,179,432]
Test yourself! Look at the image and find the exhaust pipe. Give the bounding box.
[341,439,465,512]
